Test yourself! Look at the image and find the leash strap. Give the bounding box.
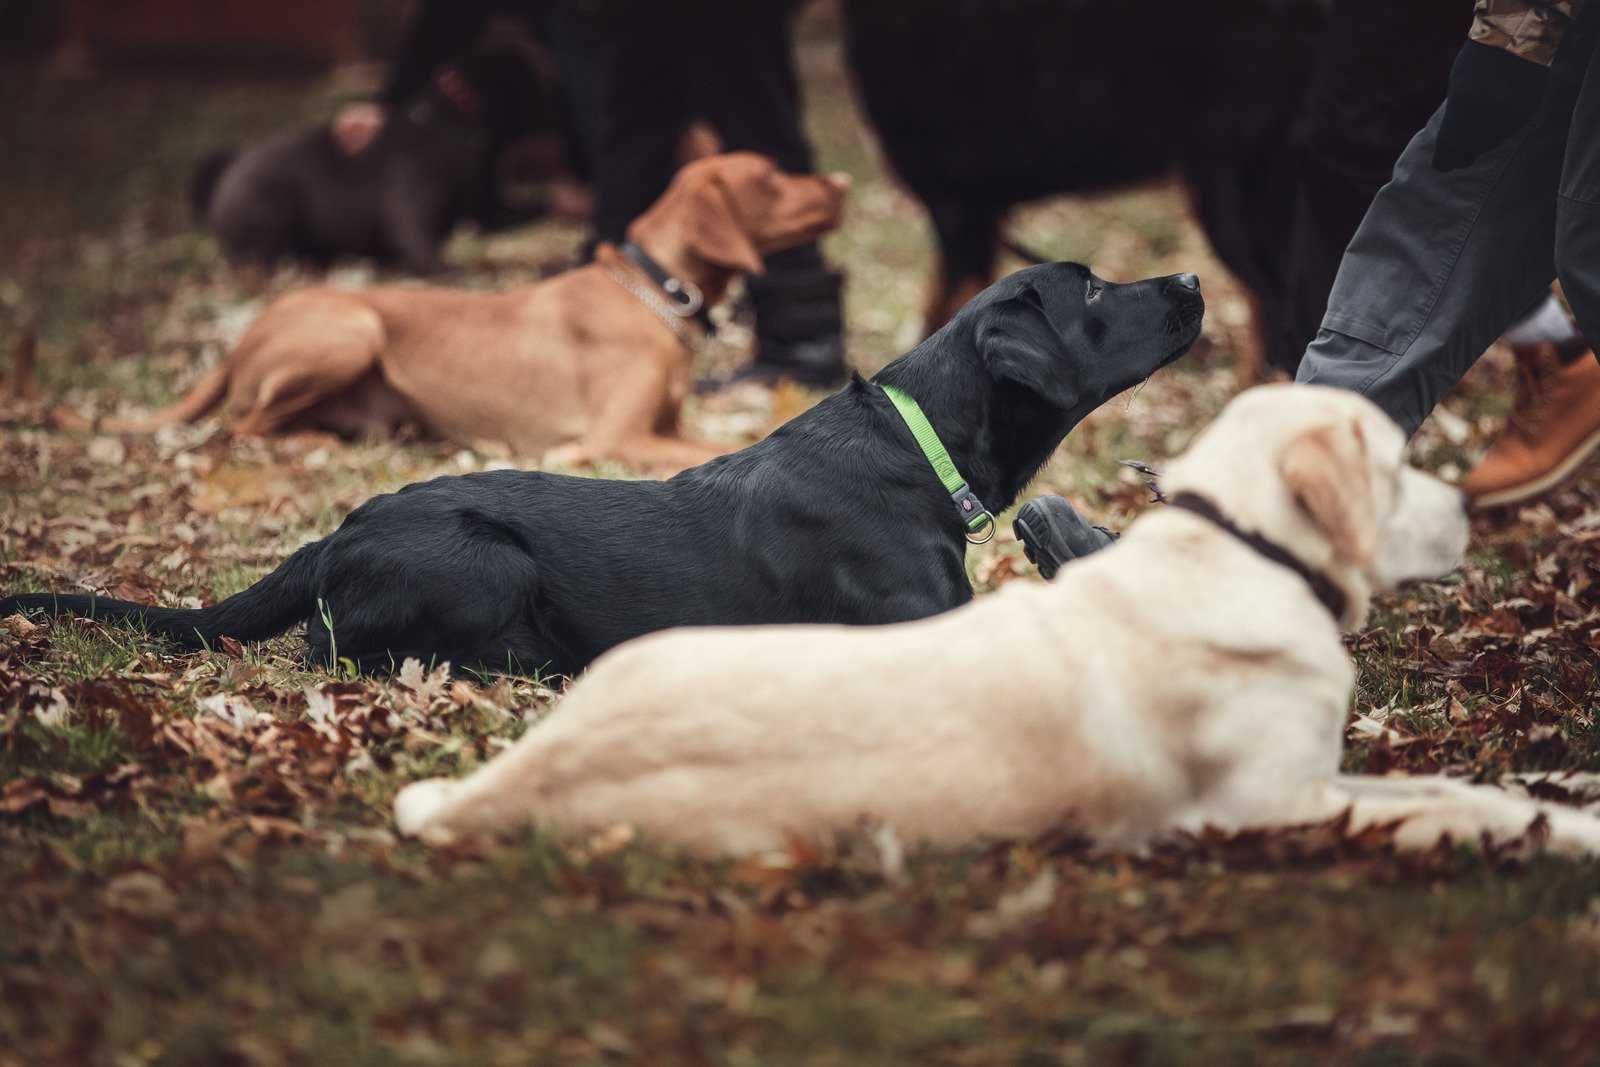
[880,383,996,543]
[620,241,717,337]
[1168,491,1348,621]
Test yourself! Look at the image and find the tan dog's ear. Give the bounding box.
[686,174,765,275]
[1279,419,1376,566]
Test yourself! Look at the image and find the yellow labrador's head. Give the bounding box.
[1160,384,1468,627]
[640,152,849,276]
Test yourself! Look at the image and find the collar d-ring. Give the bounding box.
[659,276,704,317]
[965,511,997,545]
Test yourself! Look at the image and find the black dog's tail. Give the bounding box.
[189,147,238,222]
[1,543,319,650]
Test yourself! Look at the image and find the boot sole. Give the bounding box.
[1471,422,1600,509]
[1012,510,1060,581]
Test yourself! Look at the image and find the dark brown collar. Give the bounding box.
[1168,491,1348,622]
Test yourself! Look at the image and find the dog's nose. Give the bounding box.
[1170,273,1200,292]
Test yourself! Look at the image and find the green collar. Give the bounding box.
[880,383,996,543]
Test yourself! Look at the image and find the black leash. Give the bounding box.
[619,241,717,338]
[1167,491,1348,622]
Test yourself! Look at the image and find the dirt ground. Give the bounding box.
[4,29,1600,1067]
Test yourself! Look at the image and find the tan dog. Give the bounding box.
[395,385,1600,859]
[106,153,847,471]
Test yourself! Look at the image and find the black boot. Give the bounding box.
[1013,496,1117,580]
[733,265,848,389]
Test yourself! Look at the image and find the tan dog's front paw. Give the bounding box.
[394,778,459,844]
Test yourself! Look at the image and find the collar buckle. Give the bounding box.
[952,483,996,543]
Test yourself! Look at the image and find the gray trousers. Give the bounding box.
[1296,16,1600,436]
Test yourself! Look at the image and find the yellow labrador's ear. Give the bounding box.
[1278,419,1375,566]
[686,174,765,275]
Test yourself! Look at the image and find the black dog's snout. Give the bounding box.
[1161,271,1206,344]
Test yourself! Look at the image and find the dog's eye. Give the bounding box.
[1085,279,1103,303]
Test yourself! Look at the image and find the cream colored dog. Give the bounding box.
[395,385,1600,858]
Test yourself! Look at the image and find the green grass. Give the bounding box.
[0,714,129,781]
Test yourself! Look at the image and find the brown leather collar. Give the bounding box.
[1168,491,1348,622]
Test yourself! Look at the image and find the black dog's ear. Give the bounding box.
[976,285,1080,409]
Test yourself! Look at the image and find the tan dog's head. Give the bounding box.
[630,152,849,278]
[1159,384,1468,628]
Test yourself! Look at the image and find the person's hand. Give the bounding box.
[333,103,387,156]
[1434,41,1549,171]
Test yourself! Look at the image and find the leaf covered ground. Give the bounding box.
[5,29,1600,1067]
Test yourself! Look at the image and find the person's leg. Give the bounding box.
[1296,13,1600,437]
[1459,31,1600,508]
[1556,30,1600,350]
[548,5,688,247]
[692,1,813,174]
[530,6,597,186]
[694,1,847,387]
[1275,0,1463,376]
[1295,105,1568,436]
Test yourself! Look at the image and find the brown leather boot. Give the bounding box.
[1461,342,1600,508]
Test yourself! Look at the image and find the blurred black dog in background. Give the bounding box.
[193,46,567,273]
[843,0,1466,375]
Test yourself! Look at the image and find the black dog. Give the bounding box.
[195,48,564,274]
[842,0,1464,372]
[3,263,1204,678]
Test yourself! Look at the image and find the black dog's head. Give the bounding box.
[961,261,1203,418]
[875,261,1203,509]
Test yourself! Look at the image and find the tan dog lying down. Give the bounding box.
[106,153,847,472]
[396,385,1600,858]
